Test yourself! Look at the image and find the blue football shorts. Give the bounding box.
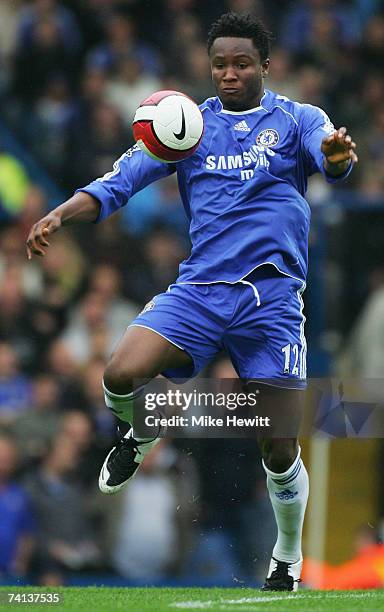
[129,264,307,389]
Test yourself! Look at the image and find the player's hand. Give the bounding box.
[321,127,358,165]
[26,212,62,259]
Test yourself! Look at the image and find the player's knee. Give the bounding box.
[262,439,298,473]
[103,360,136,395]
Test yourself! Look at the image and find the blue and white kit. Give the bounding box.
[78,89,353,385]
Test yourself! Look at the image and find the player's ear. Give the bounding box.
[261,59,270,78]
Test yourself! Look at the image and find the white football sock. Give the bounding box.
[103,381,158,442]
[263,447,309,563]
[103,381,145,425]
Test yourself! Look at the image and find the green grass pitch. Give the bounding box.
[0,587,384,611]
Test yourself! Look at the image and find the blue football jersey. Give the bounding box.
[78,89,353,283]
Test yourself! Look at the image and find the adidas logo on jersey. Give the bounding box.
[275,489,298,501]
[233,120,251,132]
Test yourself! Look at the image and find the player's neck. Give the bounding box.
[222,89,265,112]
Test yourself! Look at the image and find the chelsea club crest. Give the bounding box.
[256,129,279,147]
[140,299,156,315]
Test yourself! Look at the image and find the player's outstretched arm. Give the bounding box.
[26,191,100,259]
[321,126,358,177]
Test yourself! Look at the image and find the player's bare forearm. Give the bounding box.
[55,191,100,225]
[26,191,100,259]
[321,126,358,177]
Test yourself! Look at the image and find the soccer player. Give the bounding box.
[26,13,357,591]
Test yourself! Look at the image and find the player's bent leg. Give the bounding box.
[103,325,192,421]
[250,384,308,592]
[104,325,193,395]
[99,325,193,495]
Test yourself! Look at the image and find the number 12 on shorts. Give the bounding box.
[281,343,299,375]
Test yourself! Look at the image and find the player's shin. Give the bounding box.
[263,446,309,563]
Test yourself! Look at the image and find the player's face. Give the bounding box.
[210,37,269,111]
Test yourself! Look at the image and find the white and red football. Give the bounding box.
[132,90,204,162]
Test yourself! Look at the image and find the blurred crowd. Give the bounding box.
[1,0,384,586]
[1,0,384,197]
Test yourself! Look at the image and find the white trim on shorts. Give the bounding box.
[245,379,307,390]
[296,283,307,379]
[128,324,186,353]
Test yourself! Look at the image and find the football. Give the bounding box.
[132,90,204,162]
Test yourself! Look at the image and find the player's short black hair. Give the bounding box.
[207,12,272,61]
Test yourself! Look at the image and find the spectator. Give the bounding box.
[26,432,101,585]
[76,205,139,271]
[87,12,161,76]
[27,76,77,181]
[60,277,139,365]
[0,262,30,347]
[124,227,188,303]
[39,233,87,305]
[295,64,328,108]
[17,0,82,52]
[108,440,199,579]
[280,0,361,54]
[11,374,61,464]
[0,433,35,577]
[0,342,32,425]
[0,244,52,370]
[121,172,189,238]
[58,410,107,490]
[105,57,162,127]
[165,12,203,79]
[89,262,139,319]
[0,225,43,296]
[79,65,108,111]
[360,14,384,70]
[183,44,214,103]
[67,100,131,189]
[46,340,85,409]
[12,14,80,104]
[58,290,113,366]
[265,47,300,102]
